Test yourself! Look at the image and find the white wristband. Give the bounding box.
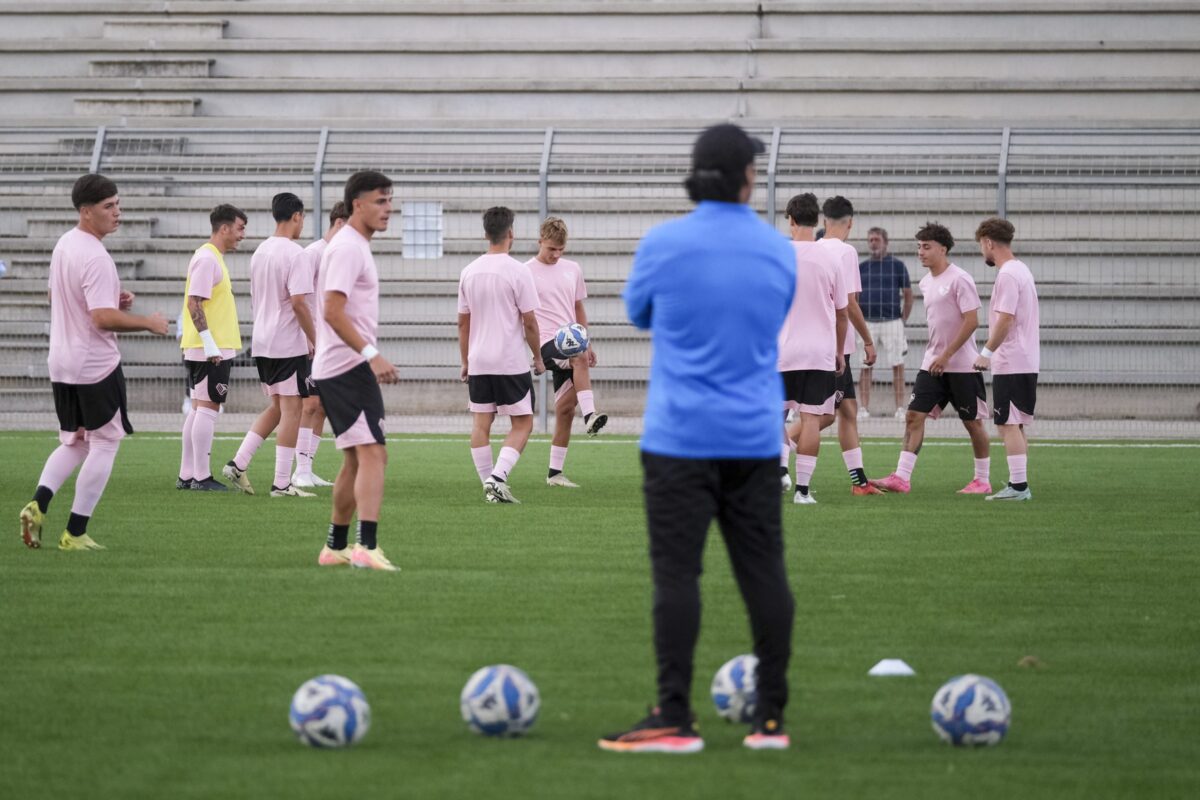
[980,346,994,358]
[198,329,221,358]
[360,344,379,361]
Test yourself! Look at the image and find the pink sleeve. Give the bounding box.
[575,265,588,302]
[957,274,982,313]
[844,251,862,294]
[992,273,1018,315]
[82,255,120,311]
[188,255,220,300]
[323,248,361,298]
[457,275,470,314]
[515,266,539,314]
[286,251,314,297]
[831,259,848,310]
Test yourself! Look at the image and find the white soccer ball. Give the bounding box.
[711,653,759,723]
[930,674,1012,746]
[289,674,371,748]
[553,323,589,358]
[460,664,540,737]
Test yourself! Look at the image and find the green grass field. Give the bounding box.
[2,431,1197,799]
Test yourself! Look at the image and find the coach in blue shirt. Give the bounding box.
[599,124,796,755]
[858,227,913,419]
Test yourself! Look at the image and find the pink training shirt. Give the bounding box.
[989,259,1040,375]
[47,227,122,385]
[525,256,587,346]
[818,237,863,355]
[183,245,238,362]
[298,238,328,320]
[919,263,981,373]
[778,241,847,372]
[458,253,540,375]
[250,236,311,359]
[312,225,380,381]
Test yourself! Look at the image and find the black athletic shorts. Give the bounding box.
[781,369,837,411]
[468,373,534,412]
[992,373,1038,425]
[834,353,856,405]
[908,369,987,421]
[187,358,233,404]
[540,340,575,393]
[255,354,311,397]
[52,364,134,435]
[314,361,385,447]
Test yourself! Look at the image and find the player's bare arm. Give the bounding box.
[574,299,597,367]
[834,306,849,375]
[974,311,1013,371]
[846,292,876,365]
[91,307,169,335]
[901,286,913,322]
[457,312,471,382]
[187,294,222,364]
[291,293,316,355]
[522,310,545,375]
[325,289,397,384]
[933,308,979,376]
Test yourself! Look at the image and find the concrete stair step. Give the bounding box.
[24,214,156,238]
[103,17,227,42]
[89,58,214,79]
[73,95,200,117]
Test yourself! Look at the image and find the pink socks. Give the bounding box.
[896,451,918,481]
[234,431,264,471]
[471,446,494,484]
[577,390,596,418]
[1007,454,1028,485]
[274,446,295,489]
[71,437,120,516]
[179,409,195,480]
[38,442,89,493]
[795,454,817,489]
[550,445,568,473]
[493,446,520,482]
[191,407,219,480]
[974,457,990,482]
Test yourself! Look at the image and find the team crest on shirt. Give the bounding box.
[216,383,228,396]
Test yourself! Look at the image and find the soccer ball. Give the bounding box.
[554,323,589,358]
[460,664,540,737]
[288,674,371,748]
[711,653,758,723]
[930,674,1012,746]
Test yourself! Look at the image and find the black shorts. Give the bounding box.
[468,373,534,413]
[909,370,987,421]
[187,358,233,404]
[314,362,386,447]
[540,340,575,394]
[255,355,311,397]
[992,373,1038,425]
[52,364,134,435]
[834,353,856,405]
[781,369,836,411]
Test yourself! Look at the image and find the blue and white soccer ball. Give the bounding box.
[711,653,759,723]
[554,323,589,358]
[289,674,371,748]
[930,674,1012,746]
[460,664,540,737]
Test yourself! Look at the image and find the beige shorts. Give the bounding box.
[858,318,908,369]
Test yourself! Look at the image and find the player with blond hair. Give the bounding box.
[525,216,608,488]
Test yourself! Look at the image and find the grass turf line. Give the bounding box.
[1,433,1197,799]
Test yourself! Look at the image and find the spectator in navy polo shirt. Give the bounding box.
[600,123,797,755]
[857,227,913,420]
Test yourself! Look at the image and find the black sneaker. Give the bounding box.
[176,477,191,490]
[598,707,703,754]
[744,716,790,750]
[190,477,230,492]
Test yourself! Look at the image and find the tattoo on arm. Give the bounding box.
[187,296,209,333]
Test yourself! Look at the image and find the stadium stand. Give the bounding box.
[0,2,1197,434]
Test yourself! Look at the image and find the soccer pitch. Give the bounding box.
[2,432,1197,799]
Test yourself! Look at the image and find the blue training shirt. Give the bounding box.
[858,255,911,321]
[623,201,796,459]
